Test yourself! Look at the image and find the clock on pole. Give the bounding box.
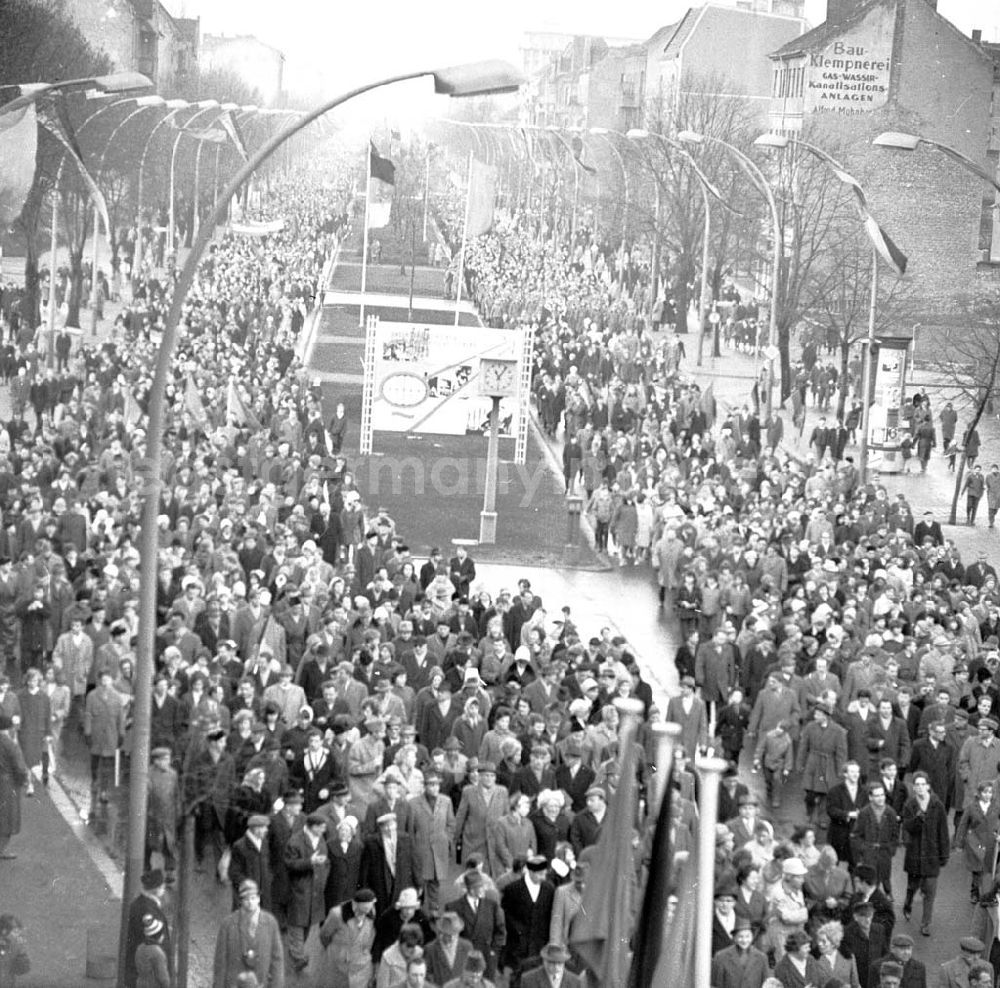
[478,357,518,543]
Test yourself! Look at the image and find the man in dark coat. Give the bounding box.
[446,870,506,979]
[284,813,331,973]
[870,932,927,988]
[901,772,951,936]
[425,911,475,987]
[913,511,944,547]
[230,814,274,911]
[908,721,956,808]
[501,855,555,983]
[124,870,173,988]
[324,815,363,912]
[184,727,235,872]
[568,786,606,855]
[268,789,303,930]
[843,900,887,988]
[358,813,419,914]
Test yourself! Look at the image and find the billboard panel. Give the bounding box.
[371,322,522,436]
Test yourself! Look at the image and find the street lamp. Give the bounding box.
[0,71,151,113]
[628,128,735,363]
[122,58,524,984]
[873,131,1000,196]
[757,132,908,480]
[679,129,781,416]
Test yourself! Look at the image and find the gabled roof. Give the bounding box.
[771,0,990,61]
[666,4,806,59]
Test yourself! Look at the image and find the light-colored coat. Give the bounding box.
[318,902,375,988]
[455,783,509,873]
[408,791,455,881]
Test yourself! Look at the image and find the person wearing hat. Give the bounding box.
[185,726,235,878]
[765,857,809,961]
[84,667,127,806]
[520,942,581,988]
[554,736,595,814]
[870,932,926,988]
[284,812,330,972]
[448,544,476,601]
[424,910,474,986]
[568,786,607,856]
[358,812,419,919]
[711,915,769,988]
[409,769,456,915]
[124,870,173,988]
[712,880,740,955]
[796,697,848,825]
[213,878,284,988]
[445,870,506,980]
[229,814,274,912]
[938,937,993,988]
[455,759,508,874]
[501,855,556,983]
[134,912,170,988]
[362,766,414,840]
[145,747,180,883]
[900,771,950,936]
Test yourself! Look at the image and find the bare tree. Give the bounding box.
[807,233,915,420]
[937,294,1000,525]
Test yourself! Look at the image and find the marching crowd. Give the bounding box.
[466,214,1000,988]
[0,158,998,988]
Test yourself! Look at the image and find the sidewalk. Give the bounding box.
[0,782,122,987]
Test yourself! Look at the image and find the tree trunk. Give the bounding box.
[23,242,41,329]
[67,245,84,327]
[778,317,792,405]
[836,337,851,421]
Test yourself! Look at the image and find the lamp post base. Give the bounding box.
[479,511,497,544]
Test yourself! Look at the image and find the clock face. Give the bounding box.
[480,359,517,395]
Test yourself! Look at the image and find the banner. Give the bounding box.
[466,159,497,238]
[0,102,36,230]
[184,373,209,431]
[230,218,286,236]
[369,321,522,436]
[218,111,249,161]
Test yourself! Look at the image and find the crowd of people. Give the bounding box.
[0,153,998,988]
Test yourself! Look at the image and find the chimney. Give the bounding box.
[972,28,982,42]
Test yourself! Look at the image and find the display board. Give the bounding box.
[369,321,524,437]
[867,338,909,473]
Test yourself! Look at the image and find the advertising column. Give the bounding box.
[867,338,909,473]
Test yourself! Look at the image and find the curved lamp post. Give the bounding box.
[546,126,581,241]
[679,129,781,416]
[121,59,523,983]
[168,101,220,254]
[629,128,736,361]
[0,71,150,114]
[873,131,1000,196]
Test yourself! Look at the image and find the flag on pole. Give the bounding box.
[218,111,249,161]
[569,706,642,986]
[369,142,395,185]
[626,760,696,988]
[366,200,392,230]
[466,159,497,238]
[0,100,37,230]
[37,103,111,238]
[571,135,598,175]
[184,373,209,431]
[226,380,262,430]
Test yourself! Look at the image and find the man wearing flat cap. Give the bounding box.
[568,786,607,855]
[230,814,273,912]
[359,811,419,915]
[455,761,509,874]
[284,812,330,973]
[870,933,926,988]
[939,937,994,988]
[213,878,284,988]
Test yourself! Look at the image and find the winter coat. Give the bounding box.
[901,794,950,878]
[84,686,125,757]
[796,720,848,794]
[284,830,330,928]
[0,732,28,838]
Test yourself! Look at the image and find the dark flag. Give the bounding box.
[627,764,697,988]
[369,141,395,185]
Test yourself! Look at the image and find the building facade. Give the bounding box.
[71,0,198,93]
[768,0,999,309]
